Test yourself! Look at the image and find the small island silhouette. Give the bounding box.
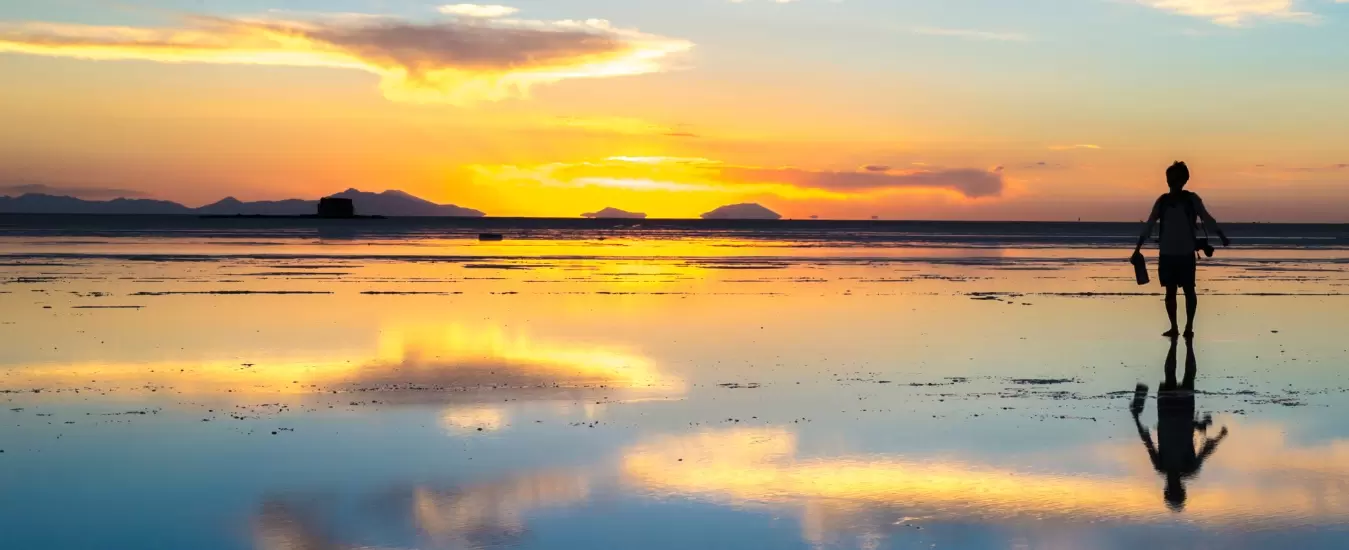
[701,203,781,220]
[582,207,647,219]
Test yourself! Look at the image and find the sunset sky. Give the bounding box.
[1,0,1346,221]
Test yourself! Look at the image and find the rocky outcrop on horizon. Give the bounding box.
[582,207,647,219]
[700,203,782,220]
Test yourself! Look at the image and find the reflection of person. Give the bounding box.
[1129,337,1228,511]
[1132,162,1230,338]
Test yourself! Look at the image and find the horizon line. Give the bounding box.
[0,212,1341,225]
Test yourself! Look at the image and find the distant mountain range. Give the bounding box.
[0,188,486,217]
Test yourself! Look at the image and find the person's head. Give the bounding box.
[1164,473,1187,512]
[1166,161,1190,191]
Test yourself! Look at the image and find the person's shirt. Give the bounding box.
[1157,414,1201,476]
[1157,192,1200,256]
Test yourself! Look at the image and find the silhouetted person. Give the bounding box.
[1132,162,1230,338]
[1129,337,1228,511]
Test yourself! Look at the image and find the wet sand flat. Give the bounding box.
[2,225,1349,550]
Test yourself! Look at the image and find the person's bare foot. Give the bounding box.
[1163,328,1180,338]
[1183,329,1194,340]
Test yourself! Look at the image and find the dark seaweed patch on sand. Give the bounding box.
[463,264,555,270]
[1217,292,1346,296]
[1035,291,1345,297]
[967,292,1024,302]
[606,272,685,277]
[689,263,792,270]
[918,274,987,282]
[1035,292,1157,297]
[202,241,288,246]
[360,291,461,295]
[238,272,352,277]
[124,256,223,263]
[1248,396,1307,407]
[1010,378,1078,385]
[72,305,144,309]
[1243,266,1342,273]
[131,291,333,296]
[3,277,65,284]
[724,277,828,283]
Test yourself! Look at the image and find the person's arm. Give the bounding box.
[1196,426,1229,464]
[1134,197,1163,255]
[1191,193,1230,246]
[1134,415,1160,466]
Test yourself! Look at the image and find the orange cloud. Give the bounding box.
[475,156,1005,200]
[0,13,692,105]
[548,116,697,137]
[720,165,1004,197]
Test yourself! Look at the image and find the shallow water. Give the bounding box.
[2,220,1348,549]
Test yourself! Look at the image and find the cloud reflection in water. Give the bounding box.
[4,322,680,401]
[248,419,1349,550]
[252,470,589,550]
[621,427,1349,545]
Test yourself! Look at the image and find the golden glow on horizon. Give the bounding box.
[468,155,1008,218]
[548,117,694,137]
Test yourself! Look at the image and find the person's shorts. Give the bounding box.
[1158,254,1197,287]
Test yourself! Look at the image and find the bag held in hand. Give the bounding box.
[1131,253,1150,286]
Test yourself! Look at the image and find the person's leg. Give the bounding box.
[1182,337,1197,389]
[1163,336,1179,388]
[1164,285,1179,337]
[1183,285,1197,337]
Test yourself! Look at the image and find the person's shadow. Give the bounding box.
[1129,337,1229,511]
